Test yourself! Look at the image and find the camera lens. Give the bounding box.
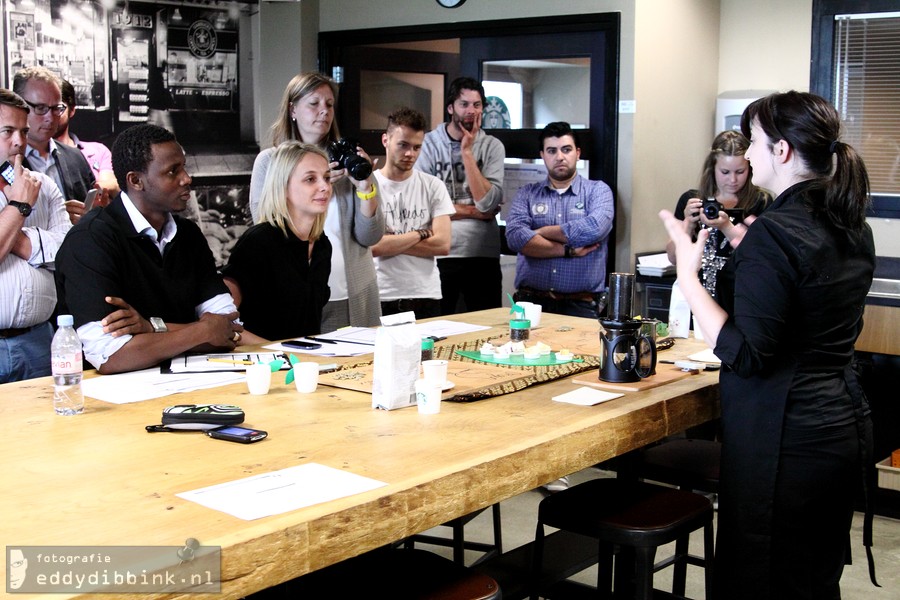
[328,139,372,180]
[345,157,372,180]
[702,198,722,220]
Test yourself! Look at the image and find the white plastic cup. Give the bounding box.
[245,363,272,395]
[518,301,543,328]
[415,379,442,414]
[293,362,319,393]
[421,359,448,385]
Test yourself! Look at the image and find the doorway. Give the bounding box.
[319,12,620,279]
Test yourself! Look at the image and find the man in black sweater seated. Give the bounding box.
[55,124,244,374]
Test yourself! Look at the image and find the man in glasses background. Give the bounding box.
[13,66,96,225]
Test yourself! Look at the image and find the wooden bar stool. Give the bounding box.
[626,438,720,594]
[531,479,714,600]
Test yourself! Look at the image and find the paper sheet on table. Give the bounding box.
[637,253,674,268]
[318,322,490,342]
[82,368,245,404]
[265,321,490,356]
[177,463,388,520]
[552,387,624,406]
[688,348,721,364]
[166,352,290,373]
[415,320,491,338]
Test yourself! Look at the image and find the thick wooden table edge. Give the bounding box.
[1,309,720,599]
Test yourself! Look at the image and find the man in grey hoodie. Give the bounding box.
[415,77,505,315]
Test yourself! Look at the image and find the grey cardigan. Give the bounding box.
[250,147,385,327]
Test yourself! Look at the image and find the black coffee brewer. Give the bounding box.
[599,273,657,383]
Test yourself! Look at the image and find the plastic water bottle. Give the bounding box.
[51,314,84,415]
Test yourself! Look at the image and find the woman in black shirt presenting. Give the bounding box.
[661,92,876,599]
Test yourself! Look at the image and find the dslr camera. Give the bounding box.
[327,138,372,181]
[702,197,724,220]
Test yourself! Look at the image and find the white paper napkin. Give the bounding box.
[552,387,624,406]
[688,348,721,364]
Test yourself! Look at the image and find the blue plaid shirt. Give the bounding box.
[505,175,614,294]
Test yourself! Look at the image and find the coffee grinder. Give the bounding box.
[599,273,657,383]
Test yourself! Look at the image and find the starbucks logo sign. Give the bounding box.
[188,19,217,58]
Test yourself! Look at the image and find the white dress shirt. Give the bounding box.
[0,171,70,329]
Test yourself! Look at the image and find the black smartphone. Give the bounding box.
[0,160,14,190]
[206,425,268,444]
[282,339,322,350]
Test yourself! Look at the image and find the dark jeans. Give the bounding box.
[437,257,502,316]
[381,298,441,320]
[514,289,606,320]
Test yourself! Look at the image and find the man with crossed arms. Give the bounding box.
[372,107,454,318]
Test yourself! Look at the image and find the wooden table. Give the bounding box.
[0,309,718,598]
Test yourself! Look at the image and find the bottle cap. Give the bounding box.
[510,319,531,330]
[421,337,434,350]
[57,314,74,327]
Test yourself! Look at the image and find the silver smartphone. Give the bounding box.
[83,188,100,212]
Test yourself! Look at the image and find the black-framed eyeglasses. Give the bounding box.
[24,100,67,116]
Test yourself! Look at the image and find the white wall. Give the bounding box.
[255,0,319,149]
[629,0,720,268]
[719,0,812,94]
[256,0,814,271]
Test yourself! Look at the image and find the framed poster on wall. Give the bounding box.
[3,0,110,110]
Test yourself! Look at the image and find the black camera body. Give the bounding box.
[702,197,723,220]
[327,138,372,181]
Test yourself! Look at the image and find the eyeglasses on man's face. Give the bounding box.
[24,100,67,116]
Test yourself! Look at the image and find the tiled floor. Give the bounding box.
[411,467,900,598]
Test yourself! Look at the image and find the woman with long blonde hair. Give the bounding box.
[250,72,384,330]
[225,142,334,341]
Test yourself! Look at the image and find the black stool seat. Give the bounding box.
[261,547,500,599]
[638,439,720,493]
[539,479,712,547]
[532,479,714,600]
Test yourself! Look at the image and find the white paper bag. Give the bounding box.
[372,311,421,410]
[668,281,691,339]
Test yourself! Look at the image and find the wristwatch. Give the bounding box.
[149,317,168,333]
[8,200,32,217]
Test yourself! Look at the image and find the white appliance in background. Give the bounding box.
[715,90,777,133]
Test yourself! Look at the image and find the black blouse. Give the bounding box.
[223,223,332,341]
[710,180,875,594]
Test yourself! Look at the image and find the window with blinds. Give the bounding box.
[833,12,900,198]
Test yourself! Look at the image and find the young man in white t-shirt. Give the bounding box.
[372,108,455,318]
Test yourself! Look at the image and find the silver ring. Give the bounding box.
[232,331,241,342]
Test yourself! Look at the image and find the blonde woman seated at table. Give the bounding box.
[223,142,332,343]
[250,72,383,331]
